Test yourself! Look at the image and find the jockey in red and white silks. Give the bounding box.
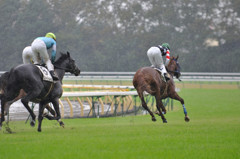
[31,32,58,80]
[147,43,171,82]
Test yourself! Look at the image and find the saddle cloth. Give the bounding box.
[153,67,162,73]
[36,65,53,82]
[153,68,166,82]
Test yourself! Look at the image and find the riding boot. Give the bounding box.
[50,71,59,80]
[164,73,170,82]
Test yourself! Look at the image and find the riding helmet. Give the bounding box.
[45,32,56,41]
[162,43,170,50]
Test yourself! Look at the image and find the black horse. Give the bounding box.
[0,52,80,132]
[0,72,56,120]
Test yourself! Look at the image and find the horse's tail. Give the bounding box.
[0,71,10,93]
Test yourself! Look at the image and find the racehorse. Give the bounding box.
[0,52,80,132]
[0,71,56,119]
[133,56,190,123]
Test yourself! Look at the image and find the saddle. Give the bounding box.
[35,65,53,82]
[153,68,169,96]
[33,65,55,102]
[153,68,167,82]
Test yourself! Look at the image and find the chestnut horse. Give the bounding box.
[133,56,190,123]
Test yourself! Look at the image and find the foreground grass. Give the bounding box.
[0,88,239,159]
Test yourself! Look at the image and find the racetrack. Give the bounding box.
[6,82,239,121]
[175,82,239,89]
[0,87,239,159]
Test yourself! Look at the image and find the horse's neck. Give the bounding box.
[54,60,67,81]
[166,64,174,77]
[55,69,65,82]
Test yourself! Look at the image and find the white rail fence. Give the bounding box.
[0,71,239,82]
[63,72,240,82]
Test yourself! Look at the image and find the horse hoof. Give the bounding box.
[59,121,65,128]
[37,129,42,132]
[152,117,157,122]
[30,121,35,127]
[43,113,48,117]
[185,116,190,122]
[162,110,167,114]
[163,119,167,123]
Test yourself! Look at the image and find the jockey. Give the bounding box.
[31,32,59,80]
[22,46,34,64]
[147,43,171,82]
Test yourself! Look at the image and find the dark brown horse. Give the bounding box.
[133,56,190,123]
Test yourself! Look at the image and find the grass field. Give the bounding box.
[0,87,240,159]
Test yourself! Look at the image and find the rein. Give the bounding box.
[168,69,181,81]
[54,65,71,72]
[167,69,180,74]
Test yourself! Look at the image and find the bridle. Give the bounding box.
[167,59,182,81]
[54,65,72,72]
[53,58,78,74]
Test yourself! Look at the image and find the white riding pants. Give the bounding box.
[147,46,167,76]
[31,39,54,71]
[22,46,34,64]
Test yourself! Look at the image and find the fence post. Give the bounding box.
[66,97,73,118]
[86,97,92,117]
[59,99,65,118]
[77,97,84,117]
[98,98,104,116]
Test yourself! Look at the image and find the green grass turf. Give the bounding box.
[0,88,239,159]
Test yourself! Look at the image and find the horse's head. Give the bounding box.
[54,52,80,76]
[167,56,181,80]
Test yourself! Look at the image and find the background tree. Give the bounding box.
[0,0,239,72]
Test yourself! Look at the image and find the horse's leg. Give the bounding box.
[170,92,190,122]
[51,98,64,127]
[45,104,56,117]
[21,91,41,127]
[44,99,64,127]
[21,99,36,127]
[0,88,22,128]
[37,102,46,132]
[155,96,167,123]
[4,89,27,116]
[0,98,6,129]
[43,103,58,120]
[138,91,156,122]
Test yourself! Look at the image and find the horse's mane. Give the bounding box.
[53,52,69,65]
[166,56,180,72]
[168,56,176,63]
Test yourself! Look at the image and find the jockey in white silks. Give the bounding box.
[22,46,34,64]
[147,43,171,82]
[31,32,58,80]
